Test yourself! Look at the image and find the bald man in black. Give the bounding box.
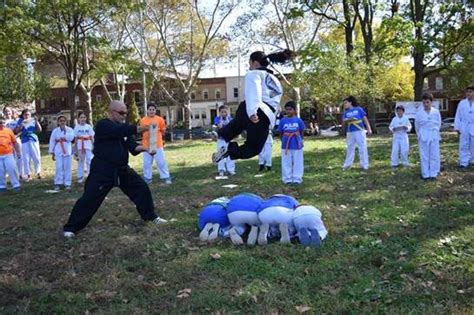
[63,101,167,238]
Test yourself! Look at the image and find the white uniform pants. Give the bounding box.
[0,154,20,189]
[281,149,304,184]
[15,140,24,177]
[22,140,41,176]
[143,148,170,181]
[343,130,369,169]
[217,139,235,174]
[55,155,72,186]
[77,149,93,180]
[258,140,273,166]
[391,134,410,166]
[418,139,440,178]
[459,132,474,166]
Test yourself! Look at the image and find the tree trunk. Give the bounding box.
[184,99,192,139]
[84,89,93,124]
[67,80,77,127]
[292,87,302,117]
[413,52,425,101]
[343,0,354,56]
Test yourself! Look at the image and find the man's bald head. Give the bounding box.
[108,101,128,123]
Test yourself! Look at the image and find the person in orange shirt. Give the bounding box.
[140,103,171,184]
[0,114,21,192]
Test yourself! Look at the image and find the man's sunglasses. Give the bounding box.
[114,110,128,116]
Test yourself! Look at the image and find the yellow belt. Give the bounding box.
[348,119,365,131]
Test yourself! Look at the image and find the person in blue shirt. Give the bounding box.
[278,101,305,185]
[341,96,372,170]
[213,105,235,176]
[16,109,42,180]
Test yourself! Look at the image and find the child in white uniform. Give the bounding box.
[454,85,474,168]
[213,105,235,176]
[49,116,75,191]
[3,107,23,178]
[74,112,94,183]
[415,93,441,180]
[389,105,412,167]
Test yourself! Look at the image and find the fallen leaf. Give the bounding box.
[295,305,312,313]
[210,253,221,260]
[177,288,192,298]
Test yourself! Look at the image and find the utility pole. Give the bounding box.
[140,2,147,114]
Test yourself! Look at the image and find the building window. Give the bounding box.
[96,94,102,102]
[423,78,429,90]
[435,77,443,90]
[191,91,196,100]
[436,98,448,111]
[201,110,207,119]
[376,103,386,113]
[75,96,80,106]
[215,89,221,99]
[203,90,209,100]
[133,90,140,103]
[40,99,45,109]
[233,87,239,98]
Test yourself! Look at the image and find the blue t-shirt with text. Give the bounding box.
[343,106,367,133]
[278,116,305,150]
[214,115,232,127]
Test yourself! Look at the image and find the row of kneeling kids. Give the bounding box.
[198,193,328,248]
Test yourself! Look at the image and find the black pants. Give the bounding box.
[63,160,158,233]
[218,101,271,160]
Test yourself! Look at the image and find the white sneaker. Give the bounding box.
[63,231,75,239]
[153,217,168,225]
[279,223,291,244]
[212,146,228,164]
[258,223,269,245]
[199,223,213,241]
[229,227,244,245]
[165,179,172,185]
[208,223,220,241]
[247,226,258,246]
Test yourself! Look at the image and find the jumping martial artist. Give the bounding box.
[212,49,294,163]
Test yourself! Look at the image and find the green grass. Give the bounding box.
[0,134,473,314]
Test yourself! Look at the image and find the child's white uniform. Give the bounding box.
[49,126,75,186]
[454,98,474,167]
[389,115,412,166]
[214,116,235,175]
[279,117,305,184]
[5,119,23,177]
[258,132,273,167]
[74,123,94,182]
[415,108,441,178]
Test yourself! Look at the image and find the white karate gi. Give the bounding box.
[389,115,412,166]
[74,123,94,182]
[454,98,474,167]
[415,108,441,179]
[49,126,75,186]
[216,139,235,174]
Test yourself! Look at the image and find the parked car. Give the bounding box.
[319,125,342,137]
[374,123,390,135]
[441,118,455,132]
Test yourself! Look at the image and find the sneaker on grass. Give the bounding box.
[212,146,228,164]
[153,217,168,225]
[63,231,75,239]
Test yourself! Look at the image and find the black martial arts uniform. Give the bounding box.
[63,119,158,233]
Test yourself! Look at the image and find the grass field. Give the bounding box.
[1,134,473,314]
